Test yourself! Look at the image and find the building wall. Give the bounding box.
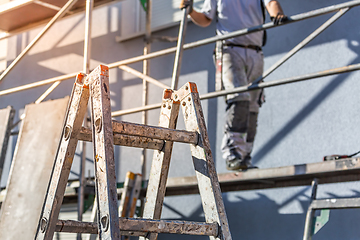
[0,0,9,72]
[1,0,360,239]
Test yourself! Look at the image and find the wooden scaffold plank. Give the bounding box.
[0,97,69,240]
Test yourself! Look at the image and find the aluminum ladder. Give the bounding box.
[35,65,232,240]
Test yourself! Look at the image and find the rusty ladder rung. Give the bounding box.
[112,120,199,145]
[55,218,219,237]
[78,120,199,148]
[79,127,164,150]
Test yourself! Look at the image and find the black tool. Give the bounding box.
[323,150,360,161]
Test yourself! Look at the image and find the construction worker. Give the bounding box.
[179,0,288,171]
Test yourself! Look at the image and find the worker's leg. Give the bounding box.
[221,47,250,170]
[221,101,250,169]
[244,48,264,166]
[244,111,258,166]
[221,47,250,102]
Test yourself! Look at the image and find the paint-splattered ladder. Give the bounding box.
[35,65,232,240]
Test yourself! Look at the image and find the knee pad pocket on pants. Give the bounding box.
[247,112,258,143]
[225,101,249,133]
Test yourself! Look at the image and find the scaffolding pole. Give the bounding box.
[255,7,349,83]
[170,7,188,90]
[35,81,62,104]
[1,1,359,97]
[78,1,93,240]
[140,0,152,217]
[0,0,79,84]
[302,179,318,240]
[119,65,169,89]
[106,0,360,67]
[111,63,360,116]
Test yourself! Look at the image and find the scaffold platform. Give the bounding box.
[1,157,355,205]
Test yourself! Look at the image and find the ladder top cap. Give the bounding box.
[183,82,198,93]
[163,82,199,102]
[90,65,109,78]
[99,65,109,71]
[163,89,173,98]
[171,82,198,101]
[99,65,109,77]
[75,72,88,87]
[83,65,110,86]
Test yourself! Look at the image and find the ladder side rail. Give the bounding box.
[177,82,232,240]
[118,172,135,217]
[128,173,142,218]
[85,197,98,240]
[123,173,143,240]
[303,178,319,240]
[0,106,15,181]
[140,89,180,240]
[88,65,120,239]
[79,127,164,150]
[35,73,89,240]
[112,120,198,144]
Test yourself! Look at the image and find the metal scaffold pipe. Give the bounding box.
[0,0,79,84]
[201,63,360,100]
[0,72,77,96]
[1,0,360,111]
[140,0,152,217]
[255,7,350,83]
[111,63,360,117]
[170,7,189,90]
[78,1,93,240]
[108,0,360,67]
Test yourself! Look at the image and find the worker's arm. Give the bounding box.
[179,0,212,27]
[266,0,288,25]
[189,10,212,27]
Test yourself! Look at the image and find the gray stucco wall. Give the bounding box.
[1,0,360,239]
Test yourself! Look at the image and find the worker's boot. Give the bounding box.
[226,150,248,171]
[243,111,259,169]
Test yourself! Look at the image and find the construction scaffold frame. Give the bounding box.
[1,0,360,104]
[1,0,360,239]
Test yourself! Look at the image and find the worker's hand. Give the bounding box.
[179,0,193,14]
[270,13,288,25]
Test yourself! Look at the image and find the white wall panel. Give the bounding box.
[120,0,204,37]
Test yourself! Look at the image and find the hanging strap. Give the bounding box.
[260,0,267,46]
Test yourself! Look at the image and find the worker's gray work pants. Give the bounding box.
[220,46,264,162]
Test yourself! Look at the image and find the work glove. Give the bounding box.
[179,0,193,14]
[270,13,288,25]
